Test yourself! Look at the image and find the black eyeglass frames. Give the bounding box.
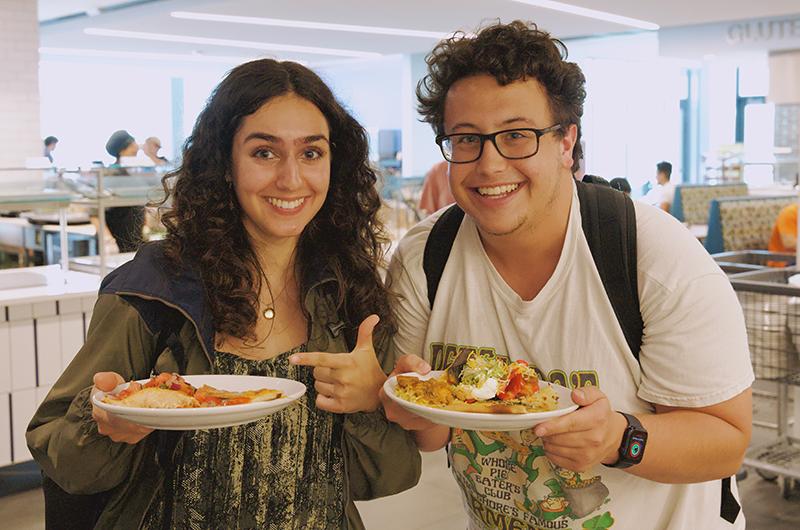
[435,124,563,164]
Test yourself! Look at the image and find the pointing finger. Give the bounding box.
[289,352,350,368]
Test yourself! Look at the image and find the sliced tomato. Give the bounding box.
[498,366,541,400]
[498,373,525,400]
[145,373,173,388]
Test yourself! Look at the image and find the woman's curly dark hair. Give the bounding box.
[158,59,394,343]
[417,20,586,173]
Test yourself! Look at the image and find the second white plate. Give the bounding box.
[383,371,578,432]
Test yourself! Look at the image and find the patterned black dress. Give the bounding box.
[142,346,346,529]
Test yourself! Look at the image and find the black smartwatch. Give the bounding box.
[604,412,647,469]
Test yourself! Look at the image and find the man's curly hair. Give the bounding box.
[417,20,586,173]
[157,59,394,343]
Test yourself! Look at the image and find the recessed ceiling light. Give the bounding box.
[170,11,450,39]
[38,47,292,65]
[511,0,659,31]
[83,28,382,58]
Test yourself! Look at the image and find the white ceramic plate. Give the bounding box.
[92,375,306,430]
[384,371,578,432]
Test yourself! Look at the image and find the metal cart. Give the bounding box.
[713,250,795,274]
[731,267,800,497]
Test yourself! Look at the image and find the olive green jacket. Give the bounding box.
[26,243,421,529]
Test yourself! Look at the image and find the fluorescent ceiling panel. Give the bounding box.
[171,11,450,39]
[83,28,382,58]
[39,46,263,64]
[511,0,659,30]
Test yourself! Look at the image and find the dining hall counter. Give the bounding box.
[0,265,101,467]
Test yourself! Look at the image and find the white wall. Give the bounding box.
[401,52,441,178]
[0,0,41,173]
[39,54,413,170]
[315,56,405,133]
[769,50,800,104]
[39,58,230,168]
[568,33,686,193]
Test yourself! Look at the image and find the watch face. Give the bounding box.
[626,432,647,461]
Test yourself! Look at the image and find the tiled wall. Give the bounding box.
[0,295,97,465]
[0,0,41,170]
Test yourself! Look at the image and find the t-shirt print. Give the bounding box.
[451,428,614,530]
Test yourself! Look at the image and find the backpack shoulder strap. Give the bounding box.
[575,179,643,362]
[422,204,465,308]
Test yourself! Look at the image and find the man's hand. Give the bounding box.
[380,354,438,430]
[289,315,386,413]
[380,354,450,451]
[91,372,154,444]
[533,386,627,472]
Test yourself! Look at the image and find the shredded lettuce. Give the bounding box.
[459,353,508,387]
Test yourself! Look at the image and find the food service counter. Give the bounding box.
[0,266,101,465]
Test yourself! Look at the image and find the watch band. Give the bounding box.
[604,411,647,469]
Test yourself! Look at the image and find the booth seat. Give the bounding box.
[704,194,795,254]
[671,183,748,225]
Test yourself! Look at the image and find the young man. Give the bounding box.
[43,136,58,163]
[645,161,675,212]
[382,21,753,530]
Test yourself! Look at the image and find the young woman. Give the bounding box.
[27,59,420,530]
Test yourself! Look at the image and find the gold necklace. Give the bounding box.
[261,277,292,321]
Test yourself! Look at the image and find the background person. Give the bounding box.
[644,160,675,212]
[142,136,169,166]
[43,136,58,164]
[103,129,145,252]
[768,202,798,253]
[418,160,454,216]
[609,177,632,195]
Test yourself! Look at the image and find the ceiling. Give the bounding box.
[38,0,800,65]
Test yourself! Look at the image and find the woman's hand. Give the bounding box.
[532,386,626,472]
[91,372,154,444]
[289,315,386,414]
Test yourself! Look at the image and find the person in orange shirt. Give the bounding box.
[768,203,798,253]
[418,160,455,216]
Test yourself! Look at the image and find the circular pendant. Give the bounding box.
[263,308,275,320]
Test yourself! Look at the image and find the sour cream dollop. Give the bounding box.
[471,377,499,401]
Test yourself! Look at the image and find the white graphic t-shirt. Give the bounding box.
[388,183,753,530]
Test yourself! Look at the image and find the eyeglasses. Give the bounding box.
[435,124,563,164]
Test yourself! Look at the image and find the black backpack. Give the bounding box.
[422,179,643,360]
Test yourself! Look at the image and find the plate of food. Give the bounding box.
[92,373,306,430]
[383,353,578,431]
